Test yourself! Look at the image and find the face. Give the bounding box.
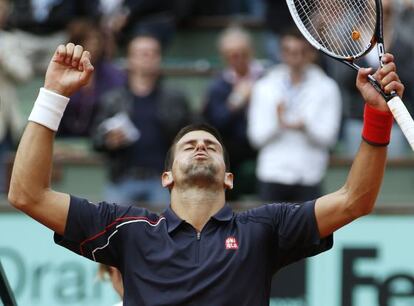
[162,131,233,190]
[221,37,252,76]
[127,37,161,76]
[281,36,313,70]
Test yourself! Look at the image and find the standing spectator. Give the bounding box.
[7,0,100,73]
[93,34,191,208]
[248,29,342,202]
[0,0,30,193]
[328,0,414,157]
[203,26,264,200]
[58,20,126,137]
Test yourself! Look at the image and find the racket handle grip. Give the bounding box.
[387,96,414,151]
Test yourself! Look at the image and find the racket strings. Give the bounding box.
[306,1,359,56]
[291,0,377,58]
[310,0,372,55]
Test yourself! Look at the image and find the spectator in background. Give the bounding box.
[203,26,264,200]
[98,264,124,306]
[101,0,176,48]
[93,34,191,208]
[248,29,341,203]
[328,0,414,158]
[58,20,126,137]
[0,0,30,193]
[7,0,100,73]
[264,0,295,62]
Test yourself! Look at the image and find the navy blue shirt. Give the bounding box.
[55,196,333,306]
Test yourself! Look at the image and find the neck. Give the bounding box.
[129,73,158,96]
[289,66,307,85]
[170,187,226,232]
[290,71,302,85]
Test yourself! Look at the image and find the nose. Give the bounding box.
[195,141,207,151]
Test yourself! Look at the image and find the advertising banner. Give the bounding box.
[308,216,414,306]
[0,214,119,306]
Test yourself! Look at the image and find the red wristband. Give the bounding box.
[362,104,393,146]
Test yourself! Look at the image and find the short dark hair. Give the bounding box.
[164,123,230,172]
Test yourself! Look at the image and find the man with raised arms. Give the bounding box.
[9,43,404,305]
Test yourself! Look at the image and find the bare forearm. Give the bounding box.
[9,122,54,206]
[315,141,387,238]
[315,54,402,238]
[7,43,93,235]
[342,141,387,217]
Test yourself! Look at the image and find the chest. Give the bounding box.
[120,222,270,279]
[118,221,273,305]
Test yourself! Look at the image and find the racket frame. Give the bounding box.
[286,0,414,150]
[286,0,392,100]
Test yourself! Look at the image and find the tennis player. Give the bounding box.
[9,43,404,305]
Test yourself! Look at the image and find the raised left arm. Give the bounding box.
[315,54,405,238]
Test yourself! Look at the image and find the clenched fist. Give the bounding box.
[356,53,404,112]
[44,43,94,97]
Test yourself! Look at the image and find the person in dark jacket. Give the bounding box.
[93,34,191,208]
[203,26,264,199]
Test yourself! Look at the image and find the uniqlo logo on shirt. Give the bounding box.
[225,237,239,250]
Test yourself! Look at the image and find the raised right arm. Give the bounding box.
[8,43,94,235]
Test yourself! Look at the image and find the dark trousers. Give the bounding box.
[259,181,322,203]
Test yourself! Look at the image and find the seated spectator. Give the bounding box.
[202,26,264,200]
[7,0,100,73]
[328,0,414,158]
[248,29,342,203]
[58,20,126,137]
[0,0,30,193]
[93,34,191,208]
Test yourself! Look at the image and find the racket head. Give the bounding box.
[285,0,383,62]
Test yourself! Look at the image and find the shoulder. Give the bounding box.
[159,84,187,100]
[100,86,132,107]
[99,62,127,80]
[306,66,340,98]
[236,201,317,226]
[308,65,337,85]
[208,73,232,91]
[255,65,286,88]
[70,196,162,222]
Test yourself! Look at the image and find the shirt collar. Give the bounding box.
[162,206,184,234]
[162,204,234,233]
[211,204,234,222]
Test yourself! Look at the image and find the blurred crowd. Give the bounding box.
[0,0,414,205]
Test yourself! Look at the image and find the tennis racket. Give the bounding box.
[286,0,414,150]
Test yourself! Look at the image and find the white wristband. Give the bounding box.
[28,87,70,132]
